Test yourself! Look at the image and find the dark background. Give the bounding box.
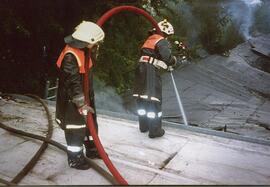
[0,0,269,97]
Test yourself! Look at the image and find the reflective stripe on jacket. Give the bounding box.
[56,45,92,73]
[133,34,174,102]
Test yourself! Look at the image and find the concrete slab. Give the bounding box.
[1,111,270,185]
[0,140,41,178]
[165,139,270,185]
[98,117,188,169]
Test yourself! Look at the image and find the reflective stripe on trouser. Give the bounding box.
[67,145,83,152]
[64,124,86,156]
[137,99,149,132]
[136,98,162,133]
[136,98,162,118]
[66,124,86,129]
[137,109,146,116]
[138,109,162,118]
[145,101,163,136]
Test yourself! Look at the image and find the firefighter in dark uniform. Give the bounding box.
[55,21,104,170]
[133,19,180,138]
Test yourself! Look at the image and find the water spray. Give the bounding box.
[169,68,188,126]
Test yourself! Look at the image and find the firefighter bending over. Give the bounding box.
[55,21,104,170]
[133,19,181,138]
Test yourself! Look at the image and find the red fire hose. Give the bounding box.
[84,6,162,185]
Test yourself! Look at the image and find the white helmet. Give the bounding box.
[72,21,105,45]
[158,19,174,36]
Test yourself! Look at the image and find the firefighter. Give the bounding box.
[133,19,180,138]
[55,21,104,170]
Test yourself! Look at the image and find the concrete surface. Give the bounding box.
[0,96,270,185]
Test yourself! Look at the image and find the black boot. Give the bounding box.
[148,118,165,138]
[84,140,101,159]
[68,151,91,170]
[139,116,149,133]
[148,128,165,138]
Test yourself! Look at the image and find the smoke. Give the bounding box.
[166,1,201,45]
[176,1,201,45]
[223,0,262,40]
[93,77,127,114]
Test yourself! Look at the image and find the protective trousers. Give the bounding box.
[136,98,164,138]
[64,96,98,158]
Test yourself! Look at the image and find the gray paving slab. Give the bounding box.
[164,139,270,184]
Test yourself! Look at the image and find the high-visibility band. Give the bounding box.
[84,136,93,141]
[147,112,156,119]
[66,124,86,129]
[158,112,162,118]
[139,56,168,70]
[65,50,82,67]
[67,146,83,152]
[55,118,61,124]
[152,58,167,69]
[140,95,148,99]
[134,94,160,102]
[140,56,150,62]
[150,97,160,102]
[137,109,146,116]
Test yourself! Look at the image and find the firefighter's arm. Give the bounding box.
[61,54,94,115]
[72,94,95,115]
[156,39,177,66]
[157,40,184,71]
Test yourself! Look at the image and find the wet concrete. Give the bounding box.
[162,34,270,140]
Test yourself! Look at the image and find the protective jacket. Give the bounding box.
[55,45,96,129]
[133,34,176,102]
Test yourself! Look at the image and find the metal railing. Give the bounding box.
[44,78,59,100]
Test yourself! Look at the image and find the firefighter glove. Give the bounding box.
[78,104,95,116]
[168,58,182,72]
[167,66,174,72]
[72,94,95,116]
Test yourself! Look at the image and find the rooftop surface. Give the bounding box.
[162,34,270,139]
[0,96,269,185]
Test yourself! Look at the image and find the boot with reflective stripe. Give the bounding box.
[64,124,90,169]
[137,99,149,133]
[67,150,91,170]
